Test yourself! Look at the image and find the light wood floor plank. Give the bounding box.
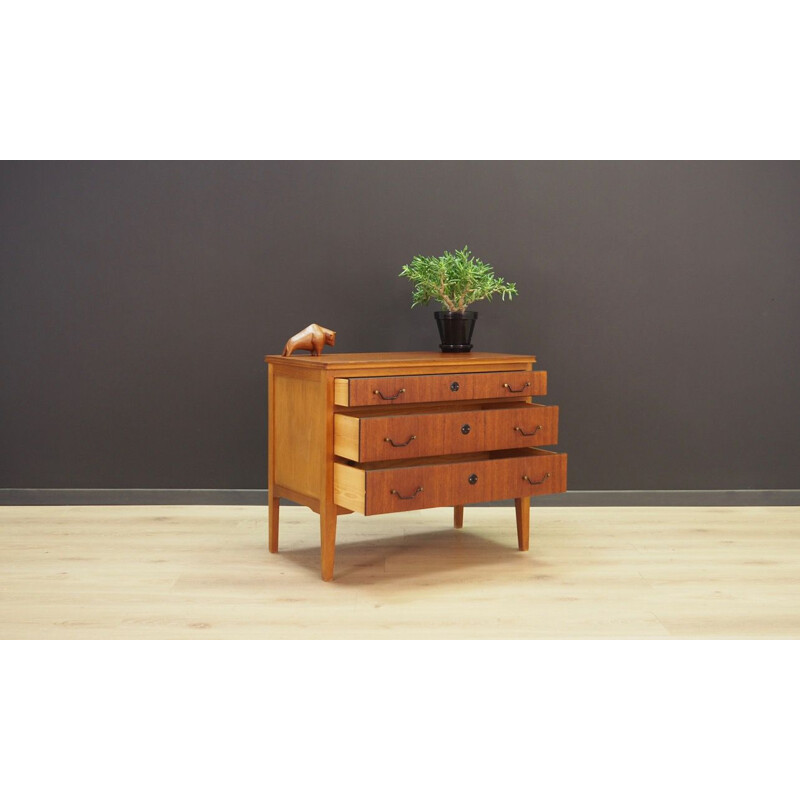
[0,505,798,639]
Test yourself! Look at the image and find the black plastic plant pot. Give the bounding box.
[434,311,478,352]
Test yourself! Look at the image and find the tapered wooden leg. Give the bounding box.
[320,502,337,581]
[515,497,530,551]
[454,505,464,529]
[268,495,280,553]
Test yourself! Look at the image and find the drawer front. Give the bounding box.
[483,404,559,451]
[334,448,567,515]
[492,450,567,501]
[336,370,546,407]
[335,403,558,462]
[336,409,486,461]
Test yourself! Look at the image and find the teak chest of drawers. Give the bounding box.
[264,352,567,581]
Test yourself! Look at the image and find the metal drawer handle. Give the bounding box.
[390,487,423,500]
[514,424,543,437]
[373,388,406,401]
[522,472,551,485]
[503,381,531,393]
[384,435,416,447]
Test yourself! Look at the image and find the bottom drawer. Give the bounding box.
[335,448,567,515]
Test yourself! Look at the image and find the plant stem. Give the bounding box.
[456,276,471,312]
[439,271,456,311]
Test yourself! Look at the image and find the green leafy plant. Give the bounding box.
[399,246,518,312]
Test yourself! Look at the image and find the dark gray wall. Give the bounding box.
[1,162,798,491]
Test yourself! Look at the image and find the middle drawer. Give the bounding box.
[334,401,559,462]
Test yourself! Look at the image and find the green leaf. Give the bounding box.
[396,246,520,311]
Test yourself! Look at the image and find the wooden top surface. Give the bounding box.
[264,351,536,371]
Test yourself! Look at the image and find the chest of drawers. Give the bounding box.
[265,352,567,581]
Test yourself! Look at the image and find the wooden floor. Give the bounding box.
[1,505,798,639]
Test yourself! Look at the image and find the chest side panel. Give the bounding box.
[271,367,327,499]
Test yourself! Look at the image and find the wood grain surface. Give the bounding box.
[2,505,798,639]
[337,370,546,407]
[266,351,537,371]
[334,403,559,461]
[335,448,567,515]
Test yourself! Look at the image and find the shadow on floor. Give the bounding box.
[276,527,534,587]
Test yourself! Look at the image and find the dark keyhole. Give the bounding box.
[450,381,460,392]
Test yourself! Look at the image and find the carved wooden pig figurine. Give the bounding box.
[282,324,336,357]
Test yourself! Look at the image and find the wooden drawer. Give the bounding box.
[334,370,546,407]
[482,403,559,451]
[335,402,559,462]
[335,448,567,515]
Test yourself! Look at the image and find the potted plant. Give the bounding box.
[399,246,518,351]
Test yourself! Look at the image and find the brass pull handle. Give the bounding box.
[390,487,423,500]
[384,435,416,447]
[514,424,543,437]
[522,472,551,485]
[503,381,531,393]
[374,388,406,401]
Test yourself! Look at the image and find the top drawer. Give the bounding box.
[334,370,546,407]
